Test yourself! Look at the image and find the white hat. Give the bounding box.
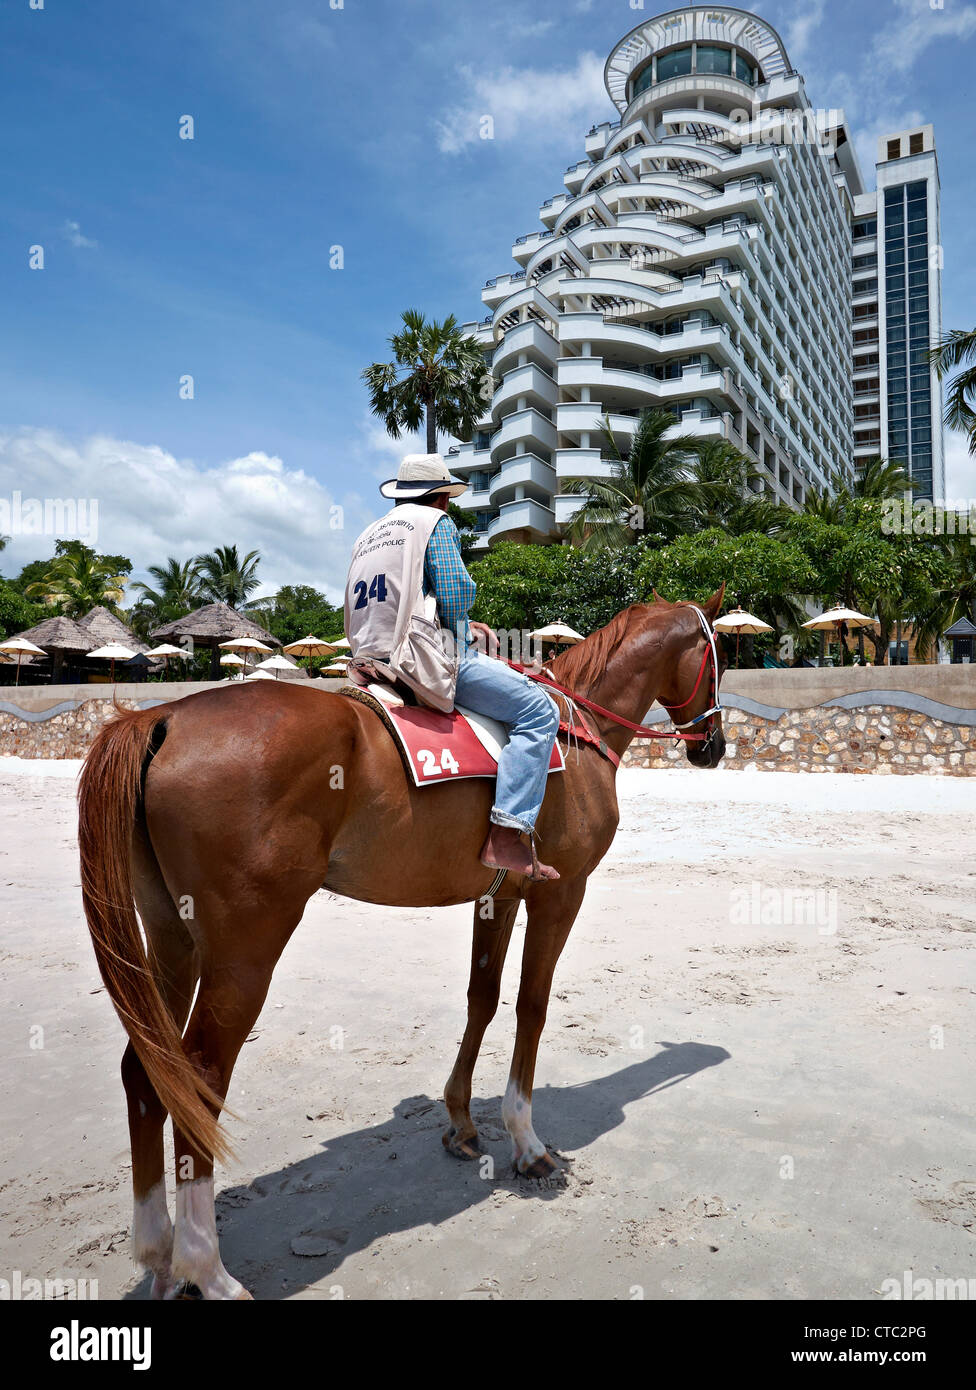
[379,454,468,500]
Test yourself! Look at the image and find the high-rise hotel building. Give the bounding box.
[453,6,945,550]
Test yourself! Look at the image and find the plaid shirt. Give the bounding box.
[423,514,475,650]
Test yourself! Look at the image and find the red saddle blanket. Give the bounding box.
[379,700,565,788]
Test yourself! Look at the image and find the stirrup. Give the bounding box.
[527,831,558,883]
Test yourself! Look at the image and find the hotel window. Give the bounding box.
[696,45,732,75]
[656,47,693,81]
[734,52,756,84]
[852,217,877,240]
[887,138,901,160]
[474,431,492,451]
[910,132,924,154]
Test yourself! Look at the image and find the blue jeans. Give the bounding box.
[454,651,561,833]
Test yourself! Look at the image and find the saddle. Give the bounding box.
[338,681,565,788]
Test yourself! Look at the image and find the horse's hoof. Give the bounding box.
[442,1126,482,1160]
[516,1150,559,1180]
[235,1288,254,1300]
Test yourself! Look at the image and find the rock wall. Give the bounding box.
[2,676,975,775]
[624,705,976,775]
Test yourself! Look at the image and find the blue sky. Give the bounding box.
[2,0,975,599]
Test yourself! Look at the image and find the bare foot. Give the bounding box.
[480,825,559,882]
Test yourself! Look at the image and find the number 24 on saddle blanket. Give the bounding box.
[339,682,566,788]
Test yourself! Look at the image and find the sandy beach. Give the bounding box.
[1,759,974,1301]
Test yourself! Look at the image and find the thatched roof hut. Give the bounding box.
[151,601,278,678]
[11,615,97,682]
[78,604,151,655]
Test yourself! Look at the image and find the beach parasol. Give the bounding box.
[803,606,877,666]
[0,637,47,686]
[528,622,585,645]
[281,633,335,673]
[87,643,137,682]
[255,655,299,680]
[713,608,773,665]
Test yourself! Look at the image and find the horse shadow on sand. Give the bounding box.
[124,1040,729,1300]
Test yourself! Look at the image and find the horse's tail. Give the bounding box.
[78,705,230,1163]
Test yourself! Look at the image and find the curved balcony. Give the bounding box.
[490,406,557,463]
[488,453,557,507]
[488,498,557,545]
[554,448,621,485]
[491,362,558,423]
[492,319,559,375]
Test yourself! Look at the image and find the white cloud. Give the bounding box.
[434,52,608,155]
[62,220,97,249]
[871,0,976,76]
[781,0,827,64]
[944,428,976,501]
[0,429,378,602]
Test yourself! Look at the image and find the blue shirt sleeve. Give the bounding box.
[423,514,476,648]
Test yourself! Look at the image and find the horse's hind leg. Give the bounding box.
[123,827,199,1299]
[443,898,519,1159]
[503,875,587,1178]
[168,889,310,1301]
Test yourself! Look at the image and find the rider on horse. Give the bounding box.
[344,454,561,883]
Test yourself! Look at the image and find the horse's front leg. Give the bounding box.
[443,897,519,1159]
[503,874,587,1178]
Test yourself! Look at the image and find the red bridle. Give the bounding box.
[504,606,724,761]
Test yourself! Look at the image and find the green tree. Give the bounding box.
[930,327,976,452]
[0,581,45,639]
[362,310,492,454]
[448,503,478,565]
[562,408,706,549]
[195,545,262,608]
[25,545,129,617]
[688,437,791,536]
[129,557,205,636]
[636,528,815,664]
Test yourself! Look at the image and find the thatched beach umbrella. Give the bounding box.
[0,637,47,686]
[151,601,278,679]
[10,615,97,683]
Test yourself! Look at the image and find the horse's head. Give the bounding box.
[653,583,727,769]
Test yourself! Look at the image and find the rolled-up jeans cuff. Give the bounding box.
[489,808,534,833]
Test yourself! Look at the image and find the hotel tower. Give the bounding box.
[453,5,945,550]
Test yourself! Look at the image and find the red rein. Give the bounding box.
[503,647,713,748]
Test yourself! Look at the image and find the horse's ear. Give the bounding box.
[702,582,726,620]
[651,588,667,605]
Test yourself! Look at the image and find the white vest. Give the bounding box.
[344,503,459,711]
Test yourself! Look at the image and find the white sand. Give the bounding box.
[1,762,974,1300]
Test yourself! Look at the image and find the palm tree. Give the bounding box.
[912,534,976,659]
[25,550,127,617]
[803,456,914,523]
[195,546,262,608]
[688,437,791,535]
[129,558,205,635]
[362,310,492,454]
[930,328,976,452]
[563,408,706,549]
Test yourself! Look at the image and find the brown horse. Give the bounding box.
[77,585,726,1299]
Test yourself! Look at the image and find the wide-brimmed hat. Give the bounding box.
[379,453,468,500]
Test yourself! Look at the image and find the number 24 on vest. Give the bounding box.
[352,573,388,609]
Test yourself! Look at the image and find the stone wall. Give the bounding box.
[623,704,976,776]
[2,672,975,775]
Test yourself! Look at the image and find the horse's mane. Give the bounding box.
[549,605,647,694]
